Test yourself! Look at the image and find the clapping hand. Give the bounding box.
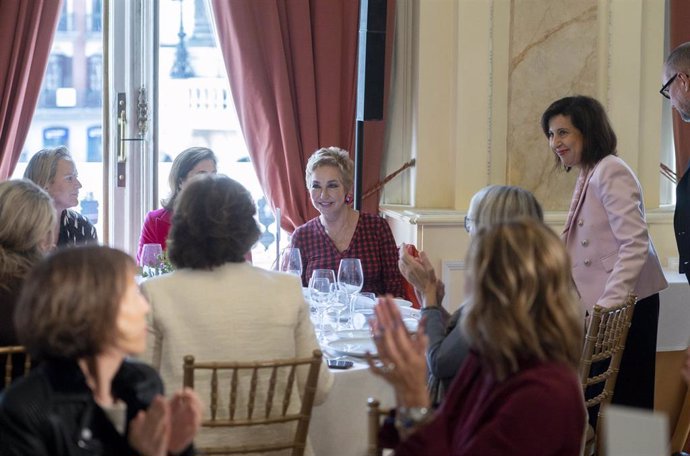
[366,296,430,409]
[168,388,203,454]
[398,244,445,308]
[129,396,170,456]
[129,390,202,456]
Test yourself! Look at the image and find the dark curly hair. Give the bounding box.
[540,95,617,170]
[168,174,260,269]
[15,246,135,361]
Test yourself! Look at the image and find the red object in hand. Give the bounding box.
[403,244,422,309]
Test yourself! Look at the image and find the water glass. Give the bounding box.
[338,258,363,325]
[309,269,336,341]
[279,247,302,276]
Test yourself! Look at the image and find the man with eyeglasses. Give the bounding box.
[662,42,690,284]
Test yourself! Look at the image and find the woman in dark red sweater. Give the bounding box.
[369,219,586,456]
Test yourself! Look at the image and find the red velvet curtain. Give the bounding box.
[0,0,62,179]
[671,0,690,177]
[210,0,395,232]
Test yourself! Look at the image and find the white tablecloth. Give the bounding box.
[658,271,690,351]
[310,361,395,456]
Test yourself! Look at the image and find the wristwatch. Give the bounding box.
[396,406,432,431]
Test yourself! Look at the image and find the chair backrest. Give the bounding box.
[0,346,31,390]
[579,294,636,452]
[367,397,392,456]
[183,349,323,456]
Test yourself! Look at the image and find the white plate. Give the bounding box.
[403,318,419,332]
[334,329,371,339]
[326,337,377,357]
[394,298,413,308]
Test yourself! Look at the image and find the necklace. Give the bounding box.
[323,211,356,248]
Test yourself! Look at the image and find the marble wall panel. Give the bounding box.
[507,0,598,210]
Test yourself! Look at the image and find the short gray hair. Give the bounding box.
[666,42,690,72]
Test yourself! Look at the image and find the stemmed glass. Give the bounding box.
[279,247,302,277]
[337,258,364,326]
[329,286,350,332]
[140,243,163,277]
[309,269,336,341]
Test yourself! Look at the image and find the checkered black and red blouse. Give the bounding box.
[291,213,404,297]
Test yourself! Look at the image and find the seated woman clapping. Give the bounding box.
[371,219,585,456]
[399,185,543,402]
[0,246,202,456]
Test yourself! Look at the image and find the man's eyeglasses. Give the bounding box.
[660,73,678,99]
[464,216,473,233]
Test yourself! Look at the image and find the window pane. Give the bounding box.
[13,0,104,236]
[157,0,281,269]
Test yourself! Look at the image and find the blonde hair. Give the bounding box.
[305,147,354,192]
[0,180,56,288]
[470,185,543,231]
[462,219,582,381]
[23,146,73,188]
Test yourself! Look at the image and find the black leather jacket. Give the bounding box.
[0,358,195,456]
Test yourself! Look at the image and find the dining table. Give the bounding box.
[307,294,417,456]
[310,358,395,456]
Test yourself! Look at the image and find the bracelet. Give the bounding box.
[395,406,432,431]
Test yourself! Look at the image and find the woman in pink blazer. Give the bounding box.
[541,96,667,420]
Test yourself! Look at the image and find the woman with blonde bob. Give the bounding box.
[291,146,403,296]
[24,146,97,246]
[0,180,56,352]
[371,219,585,455]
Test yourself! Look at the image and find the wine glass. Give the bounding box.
[140,243,163,277]
[329,285,350,331]
[337,258,364,324]
[309,269,336,341]
[279,247,302,276]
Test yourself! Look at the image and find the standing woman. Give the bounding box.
[24,146,97,247]
[0,246,201,455]
[541,95,667,413]
[291,147,403,297]
[137,147,217,262]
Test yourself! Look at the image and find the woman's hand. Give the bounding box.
[399,244,442,308]
[128,395,170,456]
[366,296,430,408]
[168,388,203,454]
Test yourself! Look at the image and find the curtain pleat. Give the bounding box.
[0,0,62,179]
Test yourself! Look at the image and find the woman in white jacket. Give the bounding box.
[142,174,333,453]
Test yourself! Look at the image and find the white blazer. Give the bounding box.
[141,261,333,454]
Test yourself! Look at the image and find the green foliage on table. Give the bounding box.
[139,251,174,277]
